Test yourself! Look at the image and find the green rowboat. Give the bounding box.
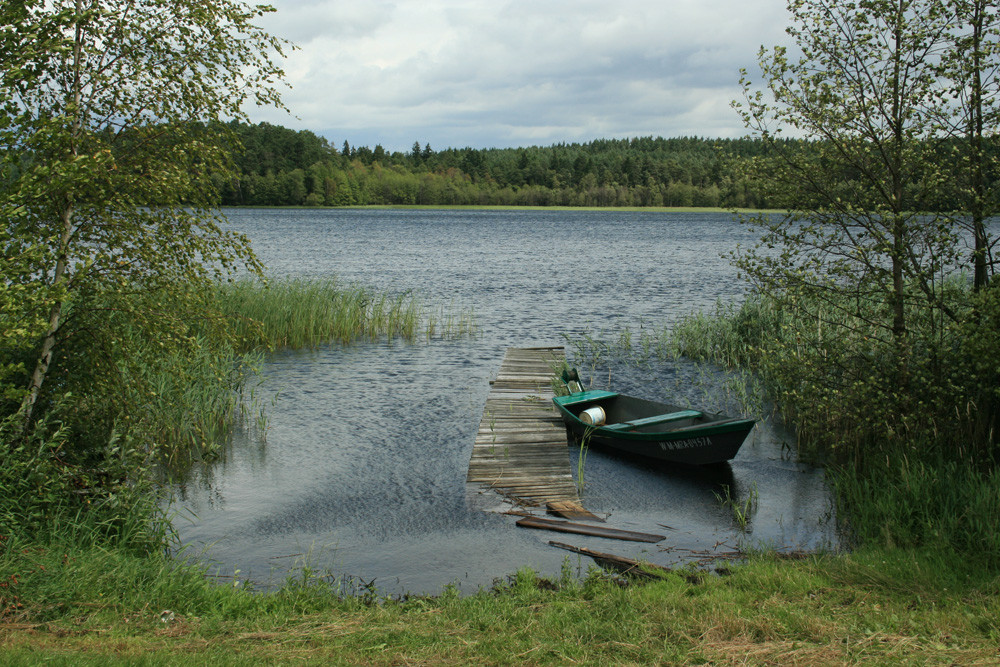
[553,379,755,466]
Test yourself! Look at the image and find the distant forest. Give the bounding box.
[215,122,997,210]
[216,122,776,208]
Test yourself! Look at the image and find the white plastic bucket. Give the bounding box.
[579,406,606,426]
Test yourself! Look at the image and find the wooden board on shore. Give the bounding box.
[546,501,604,522]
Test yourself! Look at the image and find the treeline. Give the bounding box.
[215,122,778,208]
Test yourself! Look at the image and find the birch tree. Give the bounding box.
[733,0,958,349]
[732,0,999,458]
[938,0,1000,290]
[0,1,287,434]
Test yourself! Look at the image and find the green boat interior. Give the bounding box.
[603,410,703,432]
[553,391,705,432]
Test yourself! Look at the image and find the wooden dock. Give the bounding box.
[466,347,581,507]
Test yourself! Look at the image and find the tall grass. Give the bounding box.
[663,285,1000,567]
[215,277,420,348]
[0,276,479,554]
[562,299,782,370]
[214,277,478,349]
[833,457,1000,555]
[119,339,266,465]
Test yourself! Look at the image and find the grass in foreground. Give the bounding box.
[2,539,998,666]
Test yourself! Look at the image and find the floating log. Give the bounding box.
[515,516,664,543]
[549,541,672,579]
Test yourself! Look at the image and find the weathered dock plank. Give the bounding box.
[466,346,581,507]
[548,541,672,578]
[516,517,665,543]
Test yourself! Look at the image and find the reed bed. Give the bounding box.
[214,277,478,349]
[128,278,478,464]
[561,300,780,370]
[215,277,417,348]
[120,339,266,464]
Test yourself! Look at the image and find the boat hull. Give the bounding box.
[553,390,755,466]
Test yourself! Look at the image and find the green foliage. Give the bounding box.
[0,0,291,545]
[0,0,288,433]
[670,284,1000,561]
[214,119,1000,211]
[0,407,80,539]
[707,0,1000,561]
[218,124,780,208]
[0,283,264,540]
[936,0,1000,290]
[0,402,172,553]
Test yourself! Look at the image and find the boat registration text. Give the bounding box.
[658,436,712,451]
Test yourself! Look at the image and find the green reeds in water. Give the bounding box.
[562,300,780,370]
[214,277,478,349]
[127,342,265,464]
[715,481,759,532]
[423,302,479,340]
[145,277,476,462]
[92,322,267,467]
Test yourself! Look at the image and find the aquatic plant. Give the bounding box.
[715,481,759,532]
[574,425,596,493]
[669,284,1000,565]
[214,277,478,348]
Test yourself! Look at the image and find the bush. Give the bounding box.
[670,282,1000,561]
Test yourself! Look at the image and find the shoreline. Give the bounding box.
[218,204,783,214]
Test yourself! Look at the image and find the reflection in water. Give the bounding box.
[167,209,838,596]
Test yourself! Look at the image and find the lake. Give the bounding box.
[167,208,837,595]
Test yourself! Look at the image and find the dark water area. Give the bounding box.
[168,209,837,596]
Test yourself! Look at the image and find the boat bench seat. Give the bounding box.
[604,409,703,431]
[554,390,618,407]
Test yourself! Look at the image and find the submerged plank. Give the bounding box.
[515,516,665,543]
[548,541,672,579]
[546,501,604,522]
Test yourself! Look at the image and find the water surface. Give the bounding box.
[169,209,837,595]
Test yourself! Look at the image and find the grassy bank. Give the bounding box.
[2,538,998,665]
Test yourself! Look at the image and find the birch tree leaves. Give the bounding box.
[0,1,288,432]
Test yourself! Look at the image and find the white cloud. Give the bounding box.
[252,0,792,151]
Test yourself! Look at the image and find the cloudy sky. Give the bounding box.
[252,0,793,152]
